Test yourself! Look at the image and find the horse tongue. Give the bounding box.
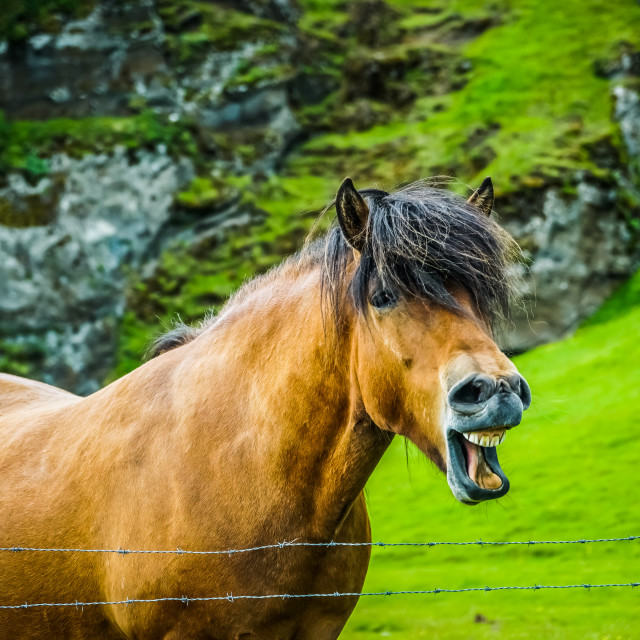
[462,438,502,490]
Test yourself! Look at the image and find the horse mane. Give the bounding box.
[322,179,520,330]
[145,317,204,360]
[147,179,520,359]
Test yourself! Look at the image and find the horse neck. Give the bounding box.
[170,266,392,537]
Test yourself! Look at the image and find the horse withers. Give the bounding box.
[0,177,530,639]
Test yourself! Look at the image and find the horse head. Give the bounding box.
[324,177,531,504]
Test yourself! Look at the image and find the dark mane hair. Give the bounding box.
[147,180,520,359]
[321,180,519,331]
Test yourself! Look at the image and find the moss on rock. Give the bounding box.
[159,0,285,65]
[0,338,46,378]
[224,63,296,97]
[0,0,95,43]
[175,175,238,211]
[0,110,197,176]
[0,190,59,228]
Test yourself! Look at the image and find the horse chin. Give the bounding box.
[445,428,510,505]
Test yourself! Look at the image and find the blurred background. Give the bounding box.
[1,2,640,637]
[0,0,638,394]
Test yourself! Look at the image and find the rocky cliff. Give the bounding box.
[0,0,639,393]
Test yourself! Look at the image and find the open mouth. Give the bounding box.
[446,427,511,504]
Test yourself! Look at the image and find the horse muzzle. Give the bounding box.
[444,373,531,504]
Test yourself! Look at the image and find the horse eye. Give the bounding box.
[370,289,396,310]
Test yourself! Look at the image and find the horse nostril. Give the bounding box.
[448,373,531,414]
[499,374,531,409]
[497,377,517,395]
[448,374,496,410]
[516,375,532,410]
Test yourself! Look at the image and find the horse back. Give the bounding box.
[0,373,78,419]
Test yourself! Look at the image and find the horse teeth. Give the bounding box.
[462,430,506,448]
[463,432,480,445]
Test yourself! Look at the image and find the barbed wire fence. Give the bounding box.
[1,535,638,610]
[2,583,640,610]
[2,535,638,556]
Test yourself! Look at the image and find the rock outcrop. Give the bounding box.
[502,177,638,352]
[0,149,193,393]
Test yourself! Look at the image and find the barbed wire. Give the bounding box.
[1,582,639,610]
[1,535,637,556]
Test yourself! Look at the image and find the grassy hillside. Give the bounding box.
[112,0,640,379]
[291,0,640,193]
[341,271,640,639]
[3,0,638,382]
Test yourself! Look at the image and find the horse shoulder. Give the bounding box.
[0,373,78,419]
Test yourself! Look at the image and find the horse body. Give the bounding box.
[0,178,531,638]
[0,267,385,639]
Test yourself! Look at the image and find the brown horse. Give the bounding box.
[0,177,531,639]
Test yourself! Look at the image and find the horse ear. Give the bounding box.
[468,176,494,216]
[336,177,369,252]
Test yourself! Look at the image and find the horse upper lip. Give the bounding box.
[448,403,488,417]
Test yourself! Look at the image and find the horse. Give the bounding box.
[0,176,531,639]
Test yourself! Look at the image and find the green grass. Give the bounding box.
[341,270,640,639]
